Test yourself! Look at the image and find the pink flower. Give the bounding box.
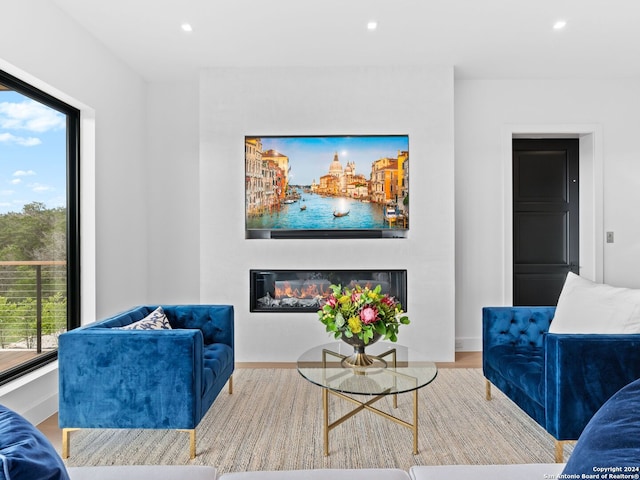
[381,296,396,308]
[360,306,378,324]
[351,291,362,303]
[326,295,338,308]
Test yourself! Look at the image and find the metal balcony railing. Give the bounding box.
[0,261,67,355]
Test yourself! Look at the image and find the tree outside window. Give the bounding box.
[0,72,79,384]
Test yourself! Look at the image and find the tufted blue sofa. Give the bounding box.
[483,306,640,462]
[58,304,234,460]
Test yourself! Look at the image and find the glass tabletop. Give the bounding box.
[297,342,438,396]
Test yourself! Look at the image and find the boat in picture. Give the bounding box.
[384,204,398,222]
[333,210,349,218]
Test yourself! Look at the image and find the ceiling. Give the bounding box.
[52,0,640,83]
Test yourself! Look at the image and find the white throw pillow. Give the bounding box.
[549,272,640,334]
[115,306,172,330]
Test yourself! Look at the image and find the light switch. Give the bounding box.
[606,231,614,243]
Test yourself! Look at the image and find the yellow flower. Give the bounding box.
[347,316,362,334]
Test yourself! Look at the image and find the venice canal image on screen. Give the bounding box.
[245,135,409,238]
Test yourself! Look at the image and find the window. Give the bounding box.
[0,70,80,385]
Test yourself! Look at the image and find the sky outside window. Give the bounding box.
[0,88,67,215]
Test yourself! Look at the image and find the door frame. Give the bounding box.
[501,124,604,304]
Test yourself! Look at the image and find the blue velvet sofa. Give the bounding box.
[483,306,640,462]
[0,403,217,480]
[58,304,234,459]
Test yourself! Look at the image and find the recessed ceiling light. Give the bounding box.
[553,20,567,30]
[367,21,378,31]
[181,23,193,32]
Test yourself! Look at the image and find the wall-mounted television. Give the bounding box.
[245,135,409,239]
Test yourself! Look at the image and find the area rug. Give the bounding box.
[64,368,571,474]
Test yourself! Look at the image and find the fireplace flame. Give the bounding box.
[274,281,328,300]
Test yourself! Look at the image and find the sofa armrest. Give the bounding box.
[482,306,555,353]
[59,328,205,430]
[544,333,640,439]
[67,466,217,480]
[409,464,565,480]
[163,304,234,348]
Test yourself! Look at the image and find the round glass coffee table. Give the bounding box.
[297,341,438,456]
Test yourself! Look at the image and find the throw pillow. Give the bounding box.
[549,272,640,334]
[115,306,172,330]
[0,405,70,480]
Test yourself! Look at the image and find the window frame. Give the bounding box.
[0,69,80,385]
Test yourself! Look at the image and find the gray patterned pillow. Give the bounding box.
[116,306,172,330]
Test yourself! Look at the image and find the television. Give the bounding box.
[245,135,409,239]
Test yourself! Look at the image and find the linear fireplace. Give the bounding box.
[250,269,407,313]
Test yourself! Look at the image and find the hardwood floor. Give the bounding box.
[37,351,482,453]
[235,351,482,369]
[0,351,40,371]
[435,351,481,369]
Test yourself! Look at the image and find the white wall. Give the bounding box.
[0,0,148,423]
[146,82,201,303]
[455,78,640,351]
[200,66,456,362]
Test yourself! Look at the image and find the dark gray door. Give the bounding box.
[513,139,579,306]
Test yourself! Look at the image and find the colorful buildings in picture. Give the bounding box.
[245,136,409,217]
[245,138,289,216]
[312,153,368,199]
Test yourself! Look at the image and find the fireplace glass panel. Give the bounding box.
[250,269,407,313]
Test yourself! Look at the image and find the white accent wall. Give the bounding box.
[199,66,456,362]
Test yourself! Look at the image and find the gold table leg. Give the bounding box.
[322,386,419,456]
[323,387,329,456]
[412,389,418,454]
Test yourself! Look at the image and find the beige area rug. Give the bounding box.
[64,368,572,474]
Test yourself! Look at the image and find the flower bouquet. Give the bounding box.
[318,284,410,346]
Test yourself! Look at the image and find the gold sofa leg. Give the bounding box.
[555,440,575,463]
[179,429,197,459]
[62,428,80,459]
[555,440,564,463]
[485,379,492,400]
[229,374,233,394]
[64,427,197,460]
